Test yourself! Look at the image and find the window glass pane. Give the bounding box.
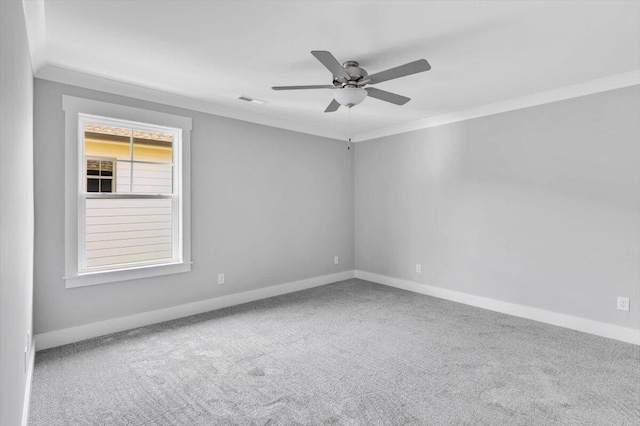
[132,163,173,194]
[133,130,173,163]
[84,123,131,161]
[100,179,113,193]
[87,178,100,192]
[84,198,173,269]
[87,160,100,176]
[100,161,114,176]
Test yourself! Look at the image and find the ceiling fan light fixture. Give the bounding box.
[333,87,367,108]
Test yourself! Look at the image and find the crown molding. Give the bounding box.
[354,70,640,142]
[21,1,640,143]
[37,65,639,144]
[21,0,46,73]
[35,64,347,141]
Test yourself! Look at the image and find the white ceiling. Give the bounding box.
[27,0,640,140]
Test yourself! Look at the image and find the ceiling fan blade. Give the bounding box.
[366,59,431,85]
[311,51,350,80]
[272,85,335,91]
[365,87,411,105]
[324,99,341,113]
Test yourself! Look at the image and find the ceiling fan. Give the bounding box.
[272,51,431,112]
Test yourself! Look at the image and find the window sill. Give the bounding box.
[64,261,192,288]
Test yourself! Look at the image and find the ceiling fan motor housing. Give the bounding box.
[333,60,368,87]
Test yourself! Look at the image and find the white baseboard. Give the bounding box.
[36,270,355,351]
[355,270,640,345]
[21,337,35,426]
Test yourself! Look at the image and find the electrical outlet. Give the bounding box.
[416,264,422,273]
[334,256,339,265]
[217,273,225,285]
[617,296,629,311]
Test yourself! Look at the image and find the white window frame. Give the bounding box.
[63,96,192,288]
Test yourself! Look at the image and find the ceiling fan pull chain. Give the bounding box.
[347,106,352,150]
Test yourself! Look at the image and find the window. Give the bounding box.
[86,158,115,193]
[80,116,178,271]
[63,96,192,288]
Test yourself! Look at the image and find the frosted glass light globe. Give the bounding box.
[333,87,367,107]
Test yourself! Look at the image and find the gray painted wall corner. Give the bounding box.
[354,86,640,330]
[33,79,355,334]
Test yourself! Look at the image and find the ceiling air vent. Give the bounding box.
[237,96,268,105]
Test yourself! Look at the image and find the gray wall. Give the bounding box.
[0,1,35,424]
[34,79,354,334]
[31,70,639,338]
[355,86,640,330]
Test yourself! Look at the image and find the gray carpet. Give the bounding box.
[30,279,639,425]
